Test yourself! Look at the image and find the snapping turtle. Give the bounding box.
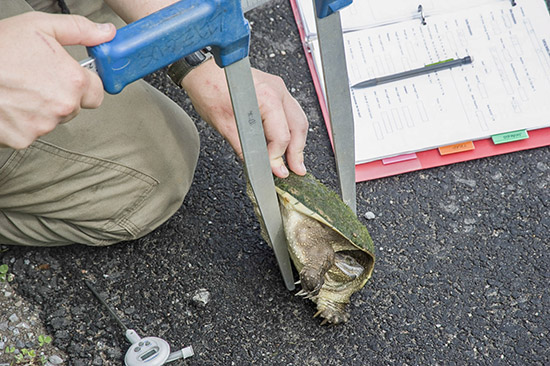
[250,172,375,325]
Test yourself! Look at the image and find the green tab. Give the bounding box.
[491,130,529,144]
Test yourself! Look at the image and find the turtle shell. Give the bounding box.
[275,173,375,292]
[274,173,375,256]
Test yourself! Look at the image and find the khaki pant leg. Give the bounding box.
[26,0,127,27]
[0,0,200,246]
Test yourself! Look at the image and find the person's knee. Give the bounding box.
[78,144,199,246]
[127,119,200,240]
[137,147,199,236]
[99,82,201,241]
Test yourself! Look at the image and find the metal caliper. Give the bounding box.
[243,0,358,213]
[81,0,357,290]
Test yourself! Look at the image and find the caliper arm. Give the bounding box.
[314,0,357,214]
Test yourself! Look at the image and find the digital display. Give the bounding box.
[140,348,158,360]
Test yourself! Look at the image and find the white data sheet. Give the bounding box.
[297,0,510,35]
[306,0,550,163]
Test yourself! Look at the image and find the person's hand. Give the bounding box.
[0,12,116,149]
[181,59,308,178]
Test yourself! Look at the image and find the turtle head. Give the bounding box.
[312,250,373,325]
[333,252,364,280]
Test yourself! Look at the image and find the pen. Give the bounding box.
[351,56,473,89]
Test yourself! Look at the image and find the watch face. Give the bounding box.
[184,51,208,67]
[168,50,212,86]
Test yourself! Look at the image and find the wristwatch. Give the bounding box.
[167,48,213,87]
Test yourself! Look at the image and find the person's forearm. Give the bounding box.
[104,0,179,23]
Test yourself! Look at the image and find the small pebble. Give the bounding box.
[456,178,476,188]
[441,203,459,214]
[536,162,548,171]
[48,355,64,365]
[364,211,376,220]
[8,314,19,323]
[16,322,30,329]
[464,218,477,225]
[192,289,211,307]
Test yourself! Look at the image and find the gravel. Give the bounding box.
[0,272,67,366]
[1,1,549,365]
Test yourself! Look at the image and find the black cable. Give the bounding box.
[84,280,129,332]
[57,0,71,14]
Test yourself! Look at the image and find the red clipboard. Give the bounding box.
[289,0,550,182]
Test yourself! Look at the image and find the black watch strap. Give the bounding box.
[167,49,213,87]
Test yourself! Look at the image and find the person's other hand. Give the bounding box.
[0,12,116,149]
[181,59,308,178]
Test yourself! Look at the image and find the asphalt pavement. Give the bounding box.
[1,0,549,365]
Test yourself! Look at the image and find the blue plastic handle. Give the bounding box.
[87,0,250,94]
[315,0,352,18]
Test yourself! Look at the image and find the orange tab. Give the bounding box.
[438,141,475,156]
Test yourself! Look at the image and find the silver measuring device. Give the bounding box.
[84,280,194,366]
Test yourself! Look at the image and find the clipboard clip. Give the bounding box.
[418,4,427,25]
